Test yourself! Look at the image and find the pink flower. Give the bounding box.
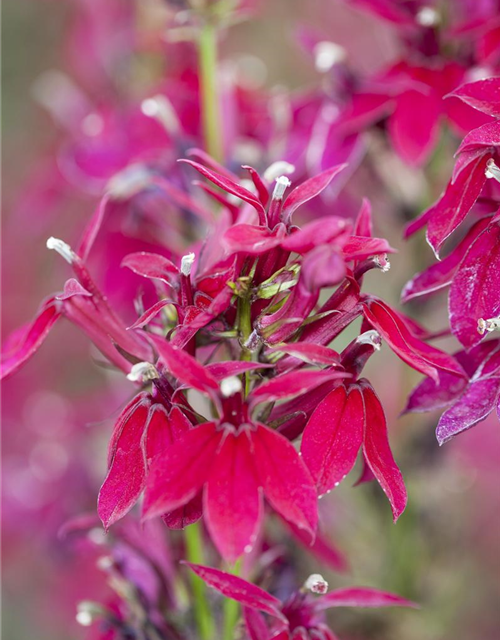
[184,562,416,640]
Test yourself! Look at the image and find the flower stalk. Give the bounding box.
[198,20,222,161]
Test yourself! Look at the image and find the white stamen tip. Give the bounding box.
[220,376,243,398]
[304,573,329,594]
[314,41,346,73]
[272,176,291,201]
[141,95,180,134]
[126,362,159,382]
[356,329,382,350]
[96,555,114,571]
[485,159,500,183]
[106,164,152,200]
[264,161,295,183]
[76,602,98,626]
[181,252,196,276]
[46,237,74,264]
[478,316,500,334]
[373,254,391,272]
[416,7,440,27]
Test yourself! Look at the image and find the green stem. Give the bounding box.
[198,21,223,161]
[185,523,215,640]
[222,559,242,640]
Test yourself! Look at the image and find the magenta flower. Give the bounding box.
[185,562,416,640]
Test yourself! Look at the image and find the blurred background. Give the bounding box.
[2,1,499,639]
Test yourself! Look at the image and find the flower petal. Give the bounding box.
[98,396,151,528]
[317,587,417,610]
[205,431,263,562]
[436,376,500,444]
[183,563,285,620]
[363,298,465,382]
[426,152,490,256]
[1,297,61,380]
[249,369,350,408]
[449,221,500,349]
[301,385,364,494]
[143,422,220,518]
[145,333,219,397]
[360,381,407,522]
[281,165,347,222]
[121,252,179,285]
[447,77,500,118]
[254,424,318,539]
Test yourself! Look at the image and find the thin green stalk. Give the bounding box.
[185,522,215,640]
[198,21,223,161]
[222,559,242,640]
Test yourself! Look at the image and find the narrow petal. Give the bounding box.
[456,120,500,155]
[449,222,500,349]
[342,236,395,261]
[1,297,61,380]
[205,431,263,562]
[401,218,490,302]
[436,377,500,444]
[354,198,373,237]
[143,422,220,518]
[128,299,174,330]
[301,385,364,494]
[180,159,266,220]
[254,424,318,538]
[268,343,341,366]
[243,607,272,640]
[98,397,151,528]
[223,224,285,255]
[363,298,465,382]
[280,217,350,254]
[281,165,347,222]
[426,152,489,256]
[388,89,441,166]
[317,587,417,610]
[285,521,349,572]
[249,369,350,409]
[360,381,407,521]
[205,361,272,380]
[404,371,467,414]
[243,165,270,207]
[145,333,219,397]
[121,252,179,285]
[162,493,203,530]
[183,563,285,620]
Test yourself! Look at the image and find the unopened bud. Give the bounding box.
[46,237,75,264]
[304,573,329,594]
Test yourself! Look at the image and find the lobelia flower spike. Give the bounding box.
[184,562,417,640]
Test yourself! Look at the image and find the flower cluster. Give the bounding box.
[403,76,500,442]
